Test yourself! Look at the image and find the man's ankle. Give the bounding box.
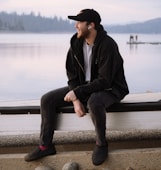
[39,145,48,151]
[96,140,108,146]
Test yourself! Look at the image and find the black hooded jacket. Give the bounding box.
[66,26,129,102]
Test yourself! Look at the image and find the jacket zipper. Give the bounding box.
[74,55,85,75]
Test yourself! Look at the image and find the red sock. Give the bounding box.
[39,145,48,151]
[96,141,100,145]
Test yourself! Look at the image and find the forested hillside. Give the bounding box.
[0,11,160,33]
[106,18,161,33]
[0,11,74,32]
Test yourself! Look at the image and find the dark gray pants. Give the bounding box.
[40,86,119,146]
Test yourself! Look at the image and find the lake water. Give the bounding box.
[0,33,161,101]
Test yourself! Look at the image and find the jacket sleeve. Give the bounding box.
[66,47,80,90]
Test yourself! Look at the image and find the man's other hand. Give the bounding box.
[73,100,86,117]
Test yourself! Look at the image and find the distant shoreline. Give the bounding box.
[0,12,161,33]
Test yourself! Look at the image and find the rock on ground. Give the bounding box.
[35,165,53,170]
[62,162,79,170]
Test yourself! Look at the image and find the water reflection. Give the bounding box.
[129,43,138,51]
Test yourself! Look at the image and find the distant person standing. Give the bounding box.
[129,35,134,43]
[24,9,129,166]
[135,35,138,42]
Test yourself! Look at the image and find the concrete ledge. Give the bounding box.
[1,129,161,146]
[1,130,161,153]
[1,148,161,170]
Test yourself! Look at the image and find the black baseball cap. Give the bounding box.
[68,9,101,25]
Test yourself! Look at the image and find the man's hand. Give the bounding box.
[64,90,86,117]
[64,90,77,102]
[73,99,86,117]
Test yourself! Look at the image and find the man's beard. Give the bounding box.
[77,29,90,39]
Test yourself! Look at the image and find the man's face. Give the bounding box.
[75,21,90,39]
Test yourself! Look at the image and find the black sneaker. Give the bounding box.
[24,145,56,162]
[92,144,108,166]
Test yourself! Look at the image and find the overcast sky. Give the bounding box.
[0,0,161,24]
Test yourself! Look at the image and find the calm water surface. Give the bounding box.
[0,33,161,101]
